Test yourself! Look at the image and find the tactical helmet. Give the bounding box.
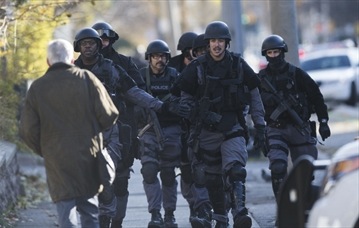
[261,35,288,56]
[73,27,102,52]
[192,34,207,57]
[204,21,231,41]
[177,32,197,51]
[145,40,171,60]
[92,22,119,41]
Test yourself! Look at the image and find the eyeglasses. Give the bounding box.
[266,49,281,56]
[80,40,97,47]
[96,29,117,38]
[151,54,168,60]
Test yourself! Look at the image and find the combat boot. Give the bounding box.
[212,213,229,228]
[110,219,122,228]
[271,177,284,203]
[164,210,178,228]
[148,209,164,228]
[231,181,252,228]
[190,203,212,228]
[189,206,196,223]
[214,221,229,228]
[233,209,251,228]
[99,215,112,228]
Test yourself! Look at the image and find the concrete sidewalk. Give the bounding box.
[15,152,271,228]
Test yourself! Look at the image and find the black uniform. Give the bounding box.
[258,61,329,200]
[99,44,145,226]
[258,35,330,213]
[179,51,265,226]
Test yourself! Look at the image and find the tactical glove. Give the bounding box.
[253,124,267,156]
[319,120,331,141]
[162,100,191,119]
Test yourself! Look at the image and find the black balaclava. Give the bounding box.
[99,36,115,56]
[266,50,286,69]
[100,44,112,56]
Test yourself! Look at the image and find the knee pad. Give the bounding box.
[180,164,192,184]
[113,176,129,197]
[160,167,176,187]
[270,160,287,179]
[141,162,159,184]
[229,163,247,182]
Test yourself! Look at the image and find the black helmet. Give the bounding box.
[73,27,102,52]
[192,34,207,57]
[177,32,197,51]
[204,21,231,41]
[261,35,288,56]
[92,22,119,41]
[145,40,171,60]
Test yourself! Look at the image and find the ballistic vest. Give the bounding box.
[258,64,311,122]
[196,53,249,132]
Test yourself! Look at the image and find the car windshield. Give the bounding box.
[301,55,351,71]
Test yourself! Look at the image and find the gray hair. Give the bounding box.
[47,39,74,65]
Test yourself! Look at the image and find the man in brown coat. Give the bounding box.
[19,39,119,228]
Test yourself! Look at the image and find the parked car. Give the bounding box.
[300,47,359,106]
[307,138,359,228]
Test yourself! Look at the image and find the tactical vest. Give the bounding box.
[91,58,126,113]
[196,53,249,132]
[258,64,311,122]
[144,66,178,101]
[142,66,180,125]
[196,53,250,113]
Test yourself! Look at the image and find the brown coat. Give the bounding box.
[19,63,119,202]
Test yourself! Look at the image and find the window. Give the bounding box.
[301,55,351,71]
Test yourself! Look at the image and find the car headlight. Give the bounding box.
[322,155,359,195]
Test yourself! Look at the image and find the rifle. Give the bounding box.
[190,75,222,154]
[261,77,311,136]
[137,109,166,151]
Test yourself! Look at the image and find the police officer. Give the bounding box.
[137,40,181,228]
[192,34,207,58]
[168,32,197,72]
[177,32,211,224]
[178,21,266,228]
[73,28,189,228]
[258,35,331,207]
[92,21,144,228]
[168,31,199,223]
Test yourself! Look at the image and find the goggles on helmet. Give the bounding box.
[96,29,116,38]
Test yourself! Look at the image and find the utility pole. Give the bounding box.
[221,1,244,54]
[166,0,181,53]
[269,0,300,66]
[0,4,8,79]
